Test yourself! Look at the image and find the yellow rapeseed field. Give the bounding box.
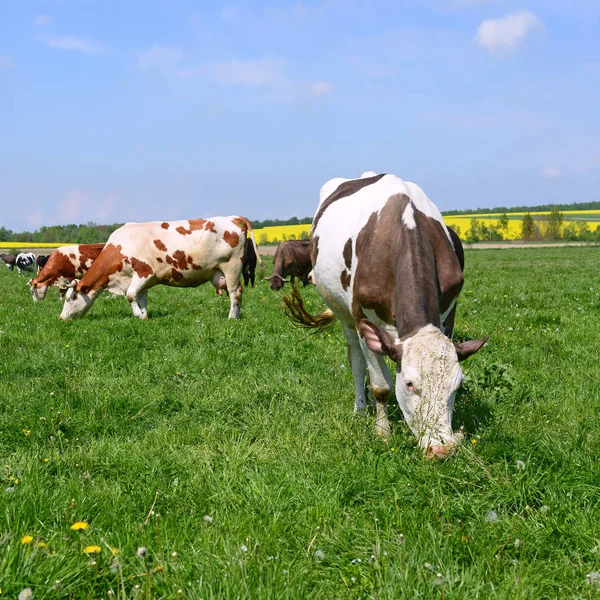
[0,242,64,249]
[253,224,311,244]
[254,210,600,242]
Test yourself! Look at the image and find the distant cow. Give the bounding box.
[29,244,105,302]
[266,240,312,290]
[0,253,17,271]
[15,253,35,274]
[60,217,261,320]
[242,239,258,287]
[284,172,486,459]
[36,254,50,273]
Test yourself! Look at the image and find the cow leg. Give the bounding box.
[341,322,368,414]
[127,276,151,320]
[222,269,243,319]
[359,338,393,439]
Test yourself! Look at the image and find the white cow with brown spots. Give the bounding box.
[59,217,262,320]
[285,172,486,459]
[28,244,105,301]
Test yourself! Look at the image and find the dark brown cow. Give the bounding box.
[284,172,486,458]
[0,253,17,271]
[266,239,312,290]
[28,244,105,302]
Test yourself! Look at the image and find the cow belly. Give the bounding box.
[160,267,218,288]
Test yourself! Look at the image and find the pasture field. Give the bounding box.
[1,248,600,599]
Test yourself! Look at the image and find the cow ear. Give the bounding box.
[359,319,402,363]
[454,337,488,361]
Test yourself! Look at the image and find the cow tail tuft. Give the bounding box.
[283,284,336,333]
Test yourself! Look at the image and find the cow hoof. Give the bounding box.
[375,423,391,439]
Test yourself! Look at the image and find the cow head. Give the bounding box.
[28,279,49,302]
[265,273,289,290]
[59,282,94,320]
[359,320,486,458]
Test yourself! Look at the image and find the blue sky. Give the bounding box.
[1,0,598,231]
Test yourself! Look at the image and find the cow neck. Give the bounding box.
[393,222,442,340]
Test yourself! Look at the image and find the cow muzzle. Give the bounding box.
[425,444,457,460]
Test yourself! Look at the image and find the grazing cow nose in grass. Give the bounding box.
[425,444,457,460]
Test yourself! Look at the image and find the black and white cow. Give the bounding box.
[285,172,486,459]
[15,253,36,274]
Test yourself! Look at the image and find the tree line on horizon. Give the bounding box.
[1,203,599,245]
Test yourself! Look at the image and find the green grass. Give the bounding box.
[1,248,599,599]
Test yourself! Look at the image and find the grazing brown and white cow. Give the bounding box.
[59,217,260,321]
[266,239,312,290]
[285,172,486,458]
[28,244,105,302]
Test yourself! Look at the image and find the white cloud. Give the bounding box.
[43,36,107,55]
[176,58,287,87]
[0,54,14,69]
[309,80,334,96]
[540,166,560,179]
[219,6,237,21]
[34,14,51,26]
[474,10,544,53]
[93,194,117,221]
[138,45,181,70]
[58,191,84,222]
[27,212,45,228]
[294,1,308,18]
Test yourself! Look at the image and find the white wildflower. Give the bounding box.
[515,460,526,471]
[315,549,325,561]
[484,510,498,523]
[18,589,34,600]
[136,547,147,558]
[241,545,247,552]
[203,515,213,524]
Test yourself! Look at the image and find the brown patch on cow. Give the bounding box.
[166,250,188,271]
[310,235,319,267]
[232,216,250,234]
[69,253,76,259]
[343,238,353,270]
[204,221,217,233]
[77,244,105,272]
[223,230,240,248]
[313,173,386,232]
[171,269,183,282]
[76,243,127,294]
[176,226,191,235]
[131,257,153,279]
[156,257,163,263]
[161,222,169,229]
[352,193,463,339]
[341,270,351,291]
[153,239,168,252]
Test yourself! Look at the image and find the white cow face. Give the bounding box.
[360,321,486,458]
[60,286,93,320]
[29,281,48,302]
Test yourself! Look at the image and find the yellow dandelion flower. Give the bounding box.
[84,545,101,554]
[39,542,47,548]
[43,458,49,463]
[111,548,120,555]
[471,439,478,445]
[22,429,31,437]
[70,521,89,531]
[21,535,33,545]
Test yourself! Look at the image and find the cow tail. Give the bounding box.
[282,284,336,333]
[247,226,265,280]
